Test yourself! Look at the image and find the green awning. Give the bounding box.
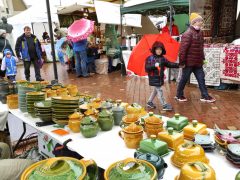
[121,0,189,15]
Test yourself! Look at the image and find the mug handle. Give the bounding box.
[81,159,98,180]
[119,130,124,139]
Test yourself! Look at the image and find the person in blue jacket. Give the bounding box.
[73,39,89,78]
[1,49,18,81]
[15,26,44,81]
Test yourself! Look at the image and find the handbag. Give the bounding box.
[0,40,7,60]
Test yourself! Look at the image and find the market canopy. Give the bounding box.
[121,0,189,15]
[57,2,95,14]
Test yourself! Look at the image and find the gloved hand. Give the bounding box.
[155,62,159,67]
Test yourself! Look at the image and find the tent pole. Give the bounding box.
[31,23,34,34]
[46,0,58,81]
[120,1,126,76]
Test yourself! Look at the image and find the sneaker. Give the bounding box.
[200,96,216,103]
[146,102,156,109]
[163,104,173,111]
[175,96,188,102]
[36,78,44,81]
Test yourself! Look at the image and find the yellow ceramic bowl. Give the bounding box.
[21,157,95,180]
[104,158,157,180]
[175,162,216,180]
[171,142,209,168]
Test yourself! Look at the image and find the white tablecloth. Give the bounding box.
[3,105,239,180]
[0,104,8,131]
[122,50,132,72]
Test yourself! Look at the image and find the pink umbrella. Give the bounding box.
[67,18,94,42]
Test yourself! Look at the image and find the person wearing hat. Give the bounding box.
[175,13,216,103]
[0,29,15,79]
[162,17,179,36]
[1,49,18,82]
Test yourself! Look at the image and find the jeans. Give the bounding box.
[23,58,41,80]
[75,50,88,77]
[7,75,16,82]
[148,86,167,106]
[177,66,209,98]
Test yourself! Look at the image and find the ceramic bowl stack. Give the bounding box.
[52,96,79,125]
[226,144,240,167]
[194,134,215,152]
[18,84,36,112]
[26,92,45,117]
[34,100,52,122]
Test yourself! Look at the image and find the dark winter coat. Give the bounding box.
[179,26,205,67]
[0,36,15,57]
[145,55,179,87]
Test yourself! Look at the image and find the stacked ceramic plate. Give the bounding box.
[18,85,36,112]
[34,100,52,122]
[52,96,79,125]
[226,144,240,167]
[26,92,45,117]
[194,134,215,152]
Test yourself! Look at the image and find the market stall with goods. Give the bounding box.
[0,78,239,179]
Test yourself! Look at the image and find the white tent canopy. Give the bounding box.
[8,3,59,46]
[57,2,94,14]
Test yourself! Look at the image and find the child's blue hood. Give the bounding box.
[4,49,12,56]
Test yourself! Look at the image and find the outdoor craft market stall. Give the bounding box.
[0,79,239,179]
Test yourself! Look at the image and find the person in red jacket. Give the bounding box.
[175,13,216,103]
[162,17,179,36]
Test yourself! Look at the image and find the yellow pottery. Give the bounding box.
[183,120,208,140]
[7,94,18,109]
[175,162,216,180]
[144,112,164,137]
[119,123,143,149]
[171,142,209,168]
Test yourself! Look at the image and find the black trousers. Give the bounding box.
[23,58,41,80]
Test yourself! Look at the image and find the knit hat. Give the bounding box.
[190,13,203,25]
[4,49,12,55]
[0,29,6,36]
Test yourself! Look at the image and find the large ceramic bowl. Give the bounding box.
[175,162,216,180]
[171,142,209,168]
[21,157,98,180]
[104,158,157,180]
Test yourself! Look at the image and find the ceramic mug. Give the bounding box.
[68,120,81,133]
[119,129,143,149]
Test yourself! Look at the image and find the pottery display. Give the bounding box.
[34,100,52,122]
[121,114,139,127]
[167,113,189,132]
[46,89,57,98]
[126,103,144,114]
[171,142,209,168]
[158,127,184,150]
[104,158,157,180]
[194,134,215,152]
[67,84,78,97]
[21,157,98,180]
[134,152,167,179]
[68,120,81,133]
[183,120,208,140]
[112,100,125,125]
[56,88,69,96]
[98,107,114,131]
[80,116,99,138]
[175,162,216,180]
[68,110,84,121]
[18,84,37,112]
[143,112,163,137]
[119,123,143,149]
[7,94,18,109]
[226,144,240,166]
[26,92,45,117]
[52,96,79,125]
[138,135,169,157]
[101,100,112,110]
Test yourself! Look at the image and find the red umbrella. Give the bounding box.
[127,33,180,76]
[67,18,94,42]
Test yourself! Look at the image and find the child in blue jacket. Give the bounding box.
[1,49,18,81]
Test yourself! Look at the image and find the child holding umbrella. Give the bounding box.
[145,41,182,111]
